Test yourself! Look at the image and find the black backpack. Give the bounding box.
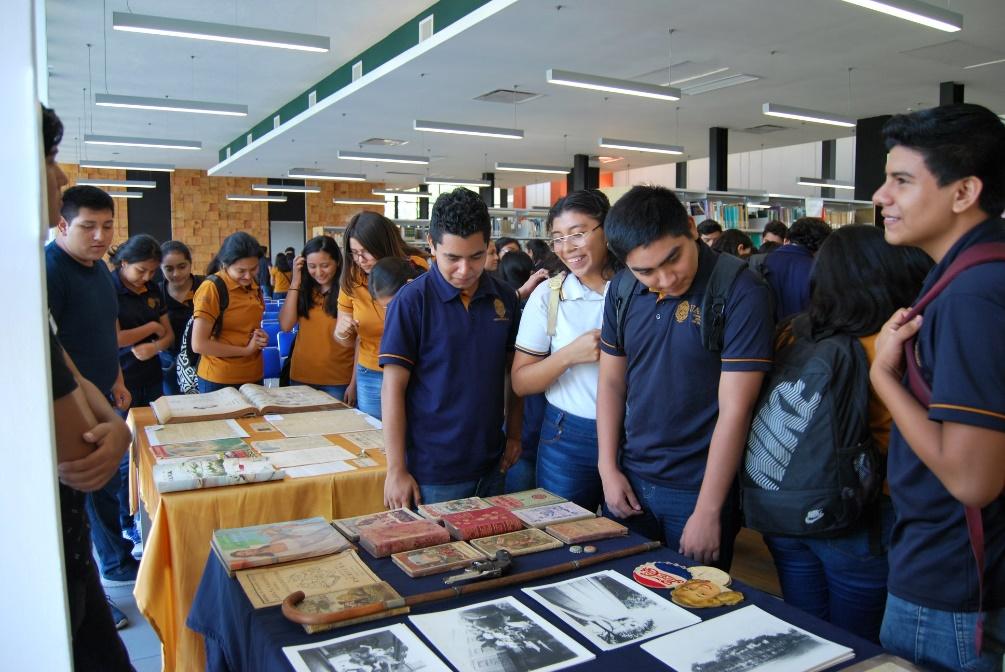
[176,275,229,394]
[741,314,882,537]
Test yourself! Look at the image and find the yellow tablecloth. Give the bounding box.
[128,408,387,672]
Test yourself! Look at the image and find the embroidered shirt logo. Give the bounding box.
[675,300,691,323]
[147,297,159,309]
[493,298,508,320]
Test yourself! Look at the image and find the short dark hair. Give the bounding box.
[763,220,788,239]
[787,217,832,253]
[368,257,423,300]
[274,253,292,272]
[498,250,534,291]
[208,231,261,274]
[42,104,63,156]
[495,237,520,253]
[712,229,754,258]
[161,240,192,262]
[696,219,722,235]
[60,185,114,223]
[297,235,343,318]
[548,189,622,278]
[883,103,1005,217]
[758,240,782,254]
[110,234,161,266]
[429,188,490,245]
[604,185,691,261]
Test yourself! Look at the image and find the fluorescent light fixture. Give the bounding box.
[95,93,247,116]
[495,162,571,175]
[762,103,856,128]
[338,150,429,165]
[226,194,287,202]
[76,178,157,189]
[838,0,962,32]
[670,67,731,86]
[372,189,432,198]
[112,12,330,52]
[287,168,366,181]
[746,203,772,210]
[489,208,550,217]
[599,138,684,155]
[546,68,680,101]
[424,177,491,187]
[84,134,202,150]
[682,74,760,96]
[251,183,321,194]
[108,191,143,199]
[797,177,856,190]
[79,160,175,172]
[964,58,1005,70]
[333,198,386,206]
[413,120,523,140]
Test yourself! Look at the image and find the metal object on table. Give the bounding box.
[443,550,513,585]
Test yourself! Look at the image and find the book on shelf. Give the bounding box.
[332,508,425,542]
[150,437,258,462]
[391,541,486,577]
[441,506,524,541]
[150,384,344,424]
[485,488,566,511]
[211,516,352,577]
[545,516,628,544]
[512,501,596,529]
[470,527,563,557]
[416,496,493,522]
[151,456,283,493]
[357,520,451,558]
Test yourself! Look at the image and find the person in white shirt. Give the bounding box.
[511,190,622,510]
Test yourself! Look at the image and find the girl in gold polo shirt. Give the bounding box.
[191,232,267,393]
[270,253,292,299]
[278,236,354,399]
[336,212,428,417]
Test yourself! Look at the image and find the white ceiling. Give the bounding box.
[47,0,1005,189]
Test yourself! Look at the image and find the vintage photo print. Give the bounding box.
[523,570,701,651]
[282,623,449,672]
[409,596,594,672]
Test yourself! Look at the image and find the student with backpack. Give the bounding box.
[512,190,622,511]
[869,104,1005,672]
[160,240,204,396]
[190,232,267,393]
[597,185,774,568]
[742,225,931,643]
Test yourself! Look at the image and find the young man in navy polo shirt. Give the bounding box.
[870,104,1004,672]
[380,188,522,507]
[761,216,832,321]
[597,185,774,570]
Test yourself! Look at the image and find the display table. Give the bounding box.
[187,531,885,672]
[128,407,388,672]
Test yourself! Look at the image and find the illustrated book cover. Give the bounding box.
[470,528,563,557]
[211,516,351,576]
[441,506,524,541]
[391,541,486,577]
[357,520,451,558]
[151,456,282,493]
[417,497,493,522]
[332,508,425,542]
[544,517,628,544]
[485,488,566,511]
[512,501,596,529]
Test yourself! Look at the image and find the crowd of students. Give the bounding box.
[40,101,1003,672]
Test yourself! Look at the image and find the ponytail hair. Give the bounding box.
[109,233,161,267]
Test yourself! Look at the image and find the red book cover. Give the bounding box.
[357,520,451,558]
[441,506,524,541]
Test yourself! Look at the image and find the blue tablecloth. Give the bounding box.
[188,531,884,671]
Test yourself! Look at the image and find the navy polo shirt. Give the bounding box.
[600,241,774,488]
[887,217,1005,613]
[45,241,119,395]
[113,270,167,387]
[379,263,520,485]
[763,244,814,321]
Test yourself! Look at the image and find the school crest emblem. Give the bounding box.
[147,297,158,309]
[494,298,507,320]
[675,300,690,323]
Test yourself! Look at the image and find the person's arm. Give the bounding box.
[343,341,359,407]
[110,365,131,411]
[381,364,419,508]
[191,316,263,358]
[279,257,304,332]
[131,313,174,362]
[511,330,600,396]
[501,352,523,471]
[597,351,642,518]
[117,320,163,347]
[516,268,549,301]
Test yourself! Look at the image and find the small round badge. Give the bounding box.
[632,562,690,589]
[688,565,731,587]
[569,545,583,554]
[583,545,597,554]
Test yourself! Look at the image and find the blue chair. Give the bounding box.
[263,347,281,379]
[277,331,296,359]
[263,311,280,321]
[261,321,282,347]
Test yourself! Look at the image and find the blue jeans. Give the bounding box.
[881,594,1004,672]
[764,499,894,643]
[536,403,603,512]
[291,379,348,401]
[355,365,383,419]
[84,452,138,581]
[505,456,536,493]
[160,351,181,396]
[606,471,741,571]
[419,468,505,506]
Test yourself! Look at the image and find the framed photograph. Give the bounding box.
[409,596,595,672]
[283,623,449,672]
[523,570,700,651]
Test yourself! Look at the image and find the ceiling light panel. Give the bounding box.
[338,150,429,165]
[84,134,202,150]
[76,178,157,189]
[762,103,856,128]
[95,93,248,116]
[287,169,366,181]
[227,194,287,202]
[838,0,962,32]
[79,160,175,172]
[682,74,760,96]
[112,12,330,51]
[251,183,321,193]
[496,162,571,175]
[372,189,432,198]
[424,177,491,187]
[413,120,524,139]
[598,138,684,155]
[797,177,856,190]
[108,191,144,199]
[546,69,680,101]
[333,198,386,205]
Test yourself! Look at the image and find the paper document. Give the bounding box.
[145,419,249,446]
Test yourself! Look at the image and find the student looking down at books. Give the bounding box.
[367,256,425,308]
[278,235,354,400]
[511,190,623,511]
[380,187,523,507]
[191,232,266,393]
[336,212,428,417]
[159,240,204,396]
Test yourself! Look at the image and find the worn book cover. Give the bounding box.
[416,496,493,521]
[211,517,352,576]
[485,488,566,511]
[470,528,563,558]
[391,541,486,577]
[151,437,257,462]
[151,456,282,493]
[545,516,628,544]
[236,550,381,609]
[357,520,451,558]
[513,501,596,529]
[441,506,524,541]
[332,508,425,542]
[293,581,407,634]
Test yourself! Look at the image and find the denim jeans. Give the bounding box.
[419,468,505,506]
[159,351,181,396]
[291,379,348,401]
[84,451,138,582]
[504,456,537,493]
[764,499,894,643]
[536,403,603,512]
[606,471,741,571]
[355,365,383,420]
[881,593,1004,672]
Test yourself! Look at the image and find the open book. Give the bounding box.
[151,384,345,424]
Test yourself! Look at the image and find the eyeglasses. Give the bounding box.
[350,249,374,262]
[550,224,602,250]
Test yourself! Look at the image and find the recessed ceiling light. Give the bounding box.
[79,160,175,172]
[333,198,386,205]
[762,103,856,128]
[94,93,248,116]
[838,0,962,32]
[599,138,684,155]
[424,177,492,187]
[669,67,731,86]
[495,162,571,175]
[682,74,760,96]
[338,150,429,165]
[546,68,680,101]
[413,120,524,140]
[112,12,330,51]
[251,183,321,194]
[84,134,202,150]
[797,177,856,190]
[76,178,157,189]
[108,191,144,199]
[226,194,287,202]
[287,169,366,181]
[360,137,409,146]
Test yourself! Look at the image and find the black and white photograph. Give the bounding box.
[522,570,701,650]
[640,605,855,672]
[409,596,595,672]
[282,623,450,672]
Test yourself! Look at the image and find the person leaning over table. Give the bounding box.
[159,240,205,396]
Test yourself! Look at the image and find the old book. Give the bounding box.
[485,488,566,511]
[441,506,524,541]
[470,528,563,557]
[152,456,283,493]
[391,541,486,577]
[211,517,352,576]
[357,520,451,558]
[332,508,425,542]
[294,582,408,634]
[151,384,344,424]
[151,437,257,463]
[417,496,493,522]
[513,501,596,529]
[236,549,385,610]
[545,516,628,544]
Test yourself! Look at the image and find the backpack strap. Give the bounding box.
[613,269,639,353]
[545,272,567,337]
[700,252,748,353]
[208,274,230,339]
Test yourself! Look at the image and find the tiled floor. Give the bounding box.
[107,580,162,672]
